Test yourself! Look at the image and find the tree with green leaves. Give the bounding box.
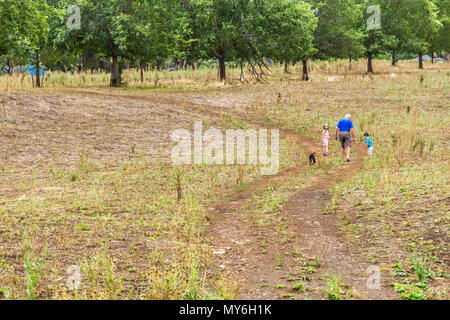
[182,0,254,81]
[429,0,450,61]
[126,1,178,82]
[356,0,388,73]
[55,0,178,87]
[0,0,36,75]
[375,0,410,66]
[310,0,364,70]
[182,0,317,82]
[404,0,442,69]
[29,0,56,87]
[257,0,317,80]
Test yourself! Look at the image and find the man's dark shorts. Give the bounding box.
[339,131,352,147]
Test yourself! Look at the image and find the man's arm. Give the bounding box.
[351,128,356,141]
[335,126,339,140]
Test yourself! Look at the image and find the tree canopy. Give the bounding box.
[1,0,449,86]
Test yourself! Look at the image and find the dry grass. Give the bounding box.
[240,64,449,299]
[0,59,446,91]
[0,88,301,299]
[0,59,448,300]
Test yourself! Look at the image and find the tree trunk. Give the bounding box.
[418,52,423,69]
[302,58,309,81]
[392,51,396,66]
[110,52,121,87]
[218,47,226,81]
[431,52,434,64]
[80,54,86,72]
[35,52,41,88]
[367,51,373,73]
[7,59,14,75]
[77,56,82,74]
[140,61,144,83]
[349,56,352,70]
[219,57,226,81]
[284,61,289,73]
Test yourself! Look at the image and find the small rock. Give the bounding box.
[328,76,337,82]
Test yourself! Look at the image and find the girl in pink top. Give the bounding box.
[322,123,330,156]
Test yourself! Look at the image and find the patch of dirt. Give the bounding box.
[93,87,400,299]
[0,91,212,170]
[107,88,399,300]
[1,87,400,300]
[205,138,398,299]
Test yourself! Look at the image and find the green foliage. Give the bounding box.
[257,0,318,62]
[410,255,434,283]
[54,0,181,86]
[23,254,44,300]
[292,282,305,292]
[326,275,345,300]
[0,0,55,72]
[392,263,410,278]
[1,0,449,79]
[391,282,427,300]
[311,0,364,61]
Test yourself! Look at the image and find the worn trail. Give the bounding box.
[70,88,396,299]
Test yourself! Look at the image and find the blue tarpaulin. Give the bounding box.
[27,64,45,76]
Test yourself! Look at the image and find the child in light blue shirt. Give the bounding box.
[364,132,374,158]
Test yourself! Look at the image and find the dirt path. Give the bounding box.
[142,90,398,299]
[205,139,397,300]
[149,91,397,299]
[64,88,397,299]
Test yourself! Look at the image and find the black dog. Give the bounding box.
[309,152,317,165]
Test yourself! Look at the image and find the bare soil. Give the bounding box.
[0,83,424,299]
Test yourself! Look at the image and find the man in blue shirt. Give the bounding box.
[335,114,356,162]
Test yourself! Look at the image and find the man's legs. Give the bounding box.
[339,133,351,161]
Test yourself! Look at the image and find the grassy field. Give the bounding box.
[244,64,449,299]
[1,59,445,90]
[0,59,448,300]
